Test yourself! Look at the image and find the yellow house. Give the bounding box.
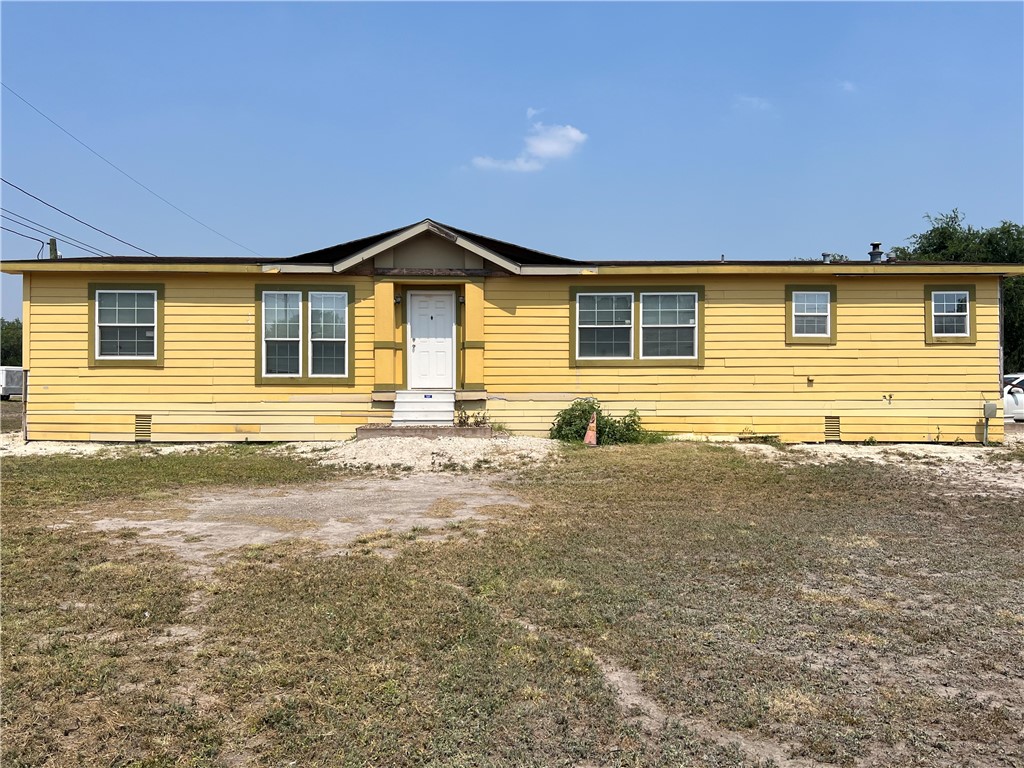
[4,219,1022,444]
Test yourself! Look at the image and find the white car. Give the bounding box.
[1005,373,1024,423]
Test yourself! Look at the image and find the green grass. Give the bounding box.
[1,443,340,513]
[3,442,1022,766]
[1,398,22,433]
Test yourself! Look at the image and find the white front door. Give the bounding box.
[408,291,455,389]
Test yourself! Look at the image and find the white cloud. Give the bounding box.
[472,155,545,173]
[840,80,857,93]
[524,123,588,160]
[526,106,543,119]
[733,95,773,112]
[473,117,588,173]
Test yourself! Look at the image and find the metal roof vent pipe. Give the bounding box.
[868,242,884,263]
[821,252,833,264]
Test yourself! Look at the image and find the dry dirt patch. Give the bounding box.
[733,436,1024,498]
[85,474,528,563]
[278,434,556,472]
[0,431,557,472]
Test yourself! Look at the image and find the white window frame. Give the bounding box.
[576,292,633,360]
[792,290,831,338]
[95,289,158,360]
[931,290,970,338]
[308,291,348,378]
[639,292,698,359]
[261,290,303,377]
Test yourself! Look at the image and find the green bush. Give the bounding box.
[548,398,664,445]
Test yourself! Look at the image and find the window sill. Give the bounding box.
[256,375,355,386]
[786,337,836,346]
[572,358,703,368]
[926,337,976,345]
[90,358,163,368]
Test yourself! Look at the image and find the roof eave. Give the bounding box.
[593,264,1024,276]
[331,219,524,275]
[0,260,266,274]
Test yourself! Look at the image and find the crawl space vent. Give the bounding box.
[134,414,153,442]
[824,416,841,442]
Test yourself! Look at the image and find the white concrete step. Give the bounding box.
[394,400,454,413]
[395,390,455,404]
[391,420,454,427]
[394,410,454,421]
[392,390,455,426]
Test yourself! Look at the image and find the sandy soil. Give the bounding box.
[734,429,1024,498]
[278,434,556,472]
[9,428,1020,568]
[0,431,557,472]
[78,474,528,567]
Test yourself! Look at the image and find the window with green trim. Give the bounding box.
[792,290,831,338]
[258,288,351,381]
[785,285,836,345]
[931,290,969,337]
[95,289,157,359]
[571,286,705,367]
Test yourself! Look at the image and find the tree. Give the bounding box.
[889,211,1024,371]
[1,318,23,366]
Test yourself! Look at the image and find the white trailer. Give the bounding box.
[1,366,24,398]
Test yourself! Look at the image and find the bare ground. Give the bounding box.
[79,474,529,565]
[6,427,1024,766]
[733,428,1024,499]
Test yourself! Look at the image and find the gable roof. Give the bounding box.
[284,218,586,274]
[3,218,1024,277]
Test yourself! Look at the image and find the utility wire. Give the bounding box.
[1,207,114,256]
[1,225,45,244]
[1,178,158,256]
[2,82,263,257]
[1,214,108,257]
[2,225,47,259]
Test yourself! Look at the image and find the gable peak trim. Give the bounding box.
[331,219,522,275]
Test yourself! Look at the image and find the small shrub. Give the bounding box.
[862,436,877,446]
[456,409,490,428]
[548,398,664,445]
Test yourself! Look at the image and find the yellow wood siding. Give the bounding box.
[482,275,1006,443]
[22,270,1007,443]
[25,274,378,441]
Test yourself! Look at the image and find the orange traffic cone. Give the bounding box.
[584,412,598,447]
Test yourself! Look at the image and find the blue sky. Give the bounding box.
[2,1,1022,318]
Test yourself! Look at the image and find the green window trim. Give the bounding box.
[255,284,356,385]
[924,284,976,345]
[785,285,837,345]
[569,286,705,368]
[88,282,165,368]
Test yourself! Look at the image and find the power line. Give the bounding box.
[2,82,263,257]
[1,214,108,257]
[1,207,114,256]
[2,225,48,259]
[2,207,114,255]
[1,224,45,245]
[1,178,158,256]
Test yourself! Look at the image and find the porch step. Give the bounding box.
[391,390,455,427]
